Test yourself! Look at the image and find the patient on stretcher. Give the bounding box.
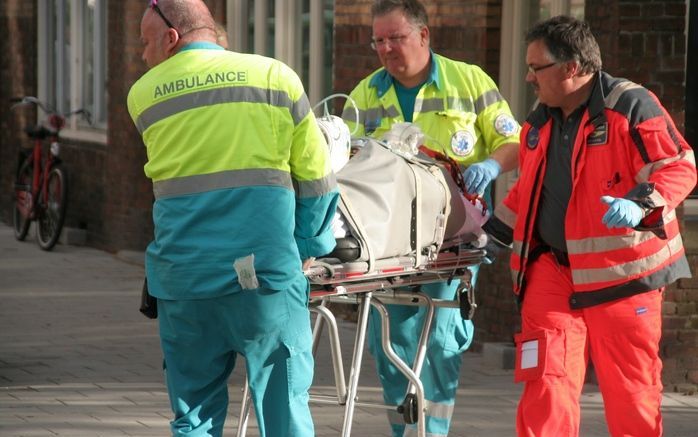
[321,133,489,265]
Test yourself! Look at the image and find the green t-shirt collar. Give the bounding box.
[369,50,441,97]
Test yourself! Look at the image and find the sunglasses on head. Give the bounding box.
[149,0,177,31]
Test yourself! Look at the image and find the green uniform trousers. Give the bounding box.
[157,275,314,437]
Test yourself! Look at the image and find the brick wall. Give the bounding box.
[334,0,380,100]
[101,0,154,251]
[98,0,227,251]
[57,142,108,246]
[472,257,520,349]
[0,1,37,225]
[586,0,688,129]
[665,229,698,394]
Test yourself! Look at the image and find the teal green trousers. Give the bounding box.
[157,275,314,437]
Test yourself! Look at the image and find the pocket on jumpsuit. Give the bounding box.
[282,324,314,400]
[514,329,566,382]
[282,276,314,400]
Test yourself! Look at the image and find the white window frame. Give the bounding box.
[496,0,584,203]
[227,0,331,106]
[38,0,107,144]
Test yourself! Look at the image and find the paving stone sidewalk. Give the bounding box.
[1,224,696,436]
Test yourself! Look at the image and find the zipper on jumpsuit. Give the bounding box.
[558,116,593,273]
[516,159,546,301]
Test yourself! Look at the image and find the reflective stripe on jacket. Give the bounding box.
[341,53,519,166]
[127,45,338,299]
[493,71,696,307]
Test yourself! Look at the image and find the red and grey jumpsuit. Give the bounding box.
[485,71,696,436]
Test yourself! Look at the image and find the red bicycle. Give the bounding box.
[11,96,90,251]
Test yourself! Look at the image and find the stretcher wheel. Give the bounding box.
[398,393,419,424]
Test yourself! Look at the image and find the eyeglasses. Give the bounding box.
[149,0,177,31]
[370,28,417,51]
[527,62,557,75]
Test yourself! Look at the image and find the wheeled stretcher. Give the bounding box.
[235,238,487,437]
[236,133,490,436]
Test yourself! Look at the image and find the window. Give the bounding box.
[226,0,334,106]
[499,0,585,122]
[38,0,107,141]
[495,0,584,203]
[522,0,584,116]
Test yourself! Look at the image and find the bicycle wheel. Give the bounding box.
[13,157,33,241]
[36,164,68,251]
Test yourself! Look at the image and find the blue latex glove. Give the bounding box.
[463,158,501,196]
[600,195,644,228]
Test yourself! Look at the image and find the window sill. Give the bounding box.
[59,127,108,145]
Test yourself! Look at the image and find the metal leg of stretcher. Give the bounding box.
[310,301,348,404]
[235,378,251,436]
[311,299,328,355]
[338,291,374,436]
[322,290,436,437]
[370,293,433,437]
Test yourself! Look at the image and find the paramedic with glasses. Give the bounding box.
[128,0,338,435]
[485,16,696,436]
[342,1,519,436]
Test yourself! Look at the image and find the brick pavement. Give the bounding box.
[1,224,697,436]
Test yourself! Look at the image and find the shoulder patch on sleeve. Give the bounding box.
[494,113,520,136]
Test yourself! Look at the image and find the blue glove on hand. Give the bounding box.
[600,196,644,228]
[463,158,501,196]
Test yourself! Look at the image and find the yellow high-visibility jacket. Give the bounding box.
[128,43,338,299]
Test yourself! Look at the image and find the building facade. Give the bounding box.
[1,0,696,391]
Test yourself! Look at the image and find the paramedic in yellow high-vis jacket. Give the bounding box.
[342,1,519,436]
[127,1,338,436]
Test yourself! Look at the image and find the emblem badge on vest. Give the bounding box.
[451,130,476,156]
[587,122,608,146]
[494,113,519,136]
[526,127,539,149]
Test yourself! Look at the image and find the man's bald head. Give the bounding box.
[159,0,217,42]
[140,0,217,68]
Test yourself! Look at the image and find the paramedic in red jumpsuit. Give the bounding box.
[484,16,697,437]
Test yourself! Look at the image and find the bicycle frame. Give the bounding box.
[11,96,89,250]
[16,127,60,220]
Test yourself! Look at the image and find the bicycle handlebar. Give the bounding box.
[10,96,52,114]
[10,96,92,126]
[70,108,92,125]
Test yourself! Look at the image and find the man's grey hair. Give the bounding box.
[525,15,602,75]
[371,0,428,28]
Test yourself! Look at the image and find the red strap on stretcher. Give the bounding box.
[418,145,488,215]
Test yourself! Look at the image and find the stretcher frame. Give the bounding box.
[235,243,486,437]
